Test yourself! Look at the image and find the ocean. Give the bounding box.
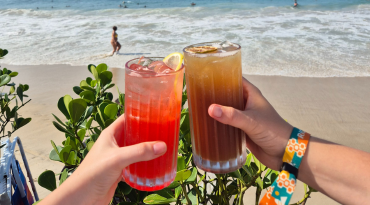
[1,0,370,77]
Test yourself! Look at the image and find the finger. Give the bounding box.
[104,114,126,138]
[208,104,255,134]
[117,141,167,168]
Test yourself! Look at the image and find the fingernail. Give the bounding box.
[153,142,166,155]
[212,106,223,118]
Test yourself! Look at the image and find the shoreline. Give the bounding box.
[4,63,370,78]
[4,64,370,204]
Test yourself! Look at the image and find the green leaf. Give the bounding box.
[59,168,68,186]
[255,176,263,189]
[245,153,252,166]
[49,146,63,162]
[174,169,191,182]
[185,167,197,184]
[96,63,108,74]
[104,104,118,120]
[90,80,97,87]
[9,72,18,77]
[118,181,133,195]
[230,170,247,185]
[16,87,23,102]
[143,194,176,204]
[77,129,86,142]
[38,170,57,191]
[181,189,198,204]
[50,140,60,155]
[166,181,180,189]
[59,145,72,163]
[73,86,83,95]
[65,137,78,151]
[66,151,76,165]
[58,97,70,120]
[88,64,96,74]
[177,156,186,171]
[68,99,87,124]
[0,74,11,86]
[79,90,95,103]
[100,71,113,86]
[3,68,8,75]
[91,134,99,142]
[155,189,174,199]
[80,80,95,91]
[0,49,8,58]
[86,141,94,151]
[85,117,93,131]
[52,121,73,135]
[180,109,190,133]
[86,77,92,85]
[9,86,15,94]
[105,92,113,101]
[104,118,114,127]
[23,84,29,91]
[14,117,31,130]
[63,95,73,116]
[91,65,100,81]
[226,183,238,195]
[52,114,66,127]
[175,186,182,198]
[103,83,114,91]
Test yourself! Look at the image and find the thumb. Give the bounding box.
[208,104,254,133]
[118,141,167,168]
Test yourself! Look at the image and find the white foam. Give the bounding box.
[1,5,370,77]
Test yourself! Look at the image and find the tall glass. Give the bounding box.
[121,57,184,191]
[183,42,246,174]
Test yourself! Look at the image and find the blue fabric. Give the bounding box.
[11,160,32,205]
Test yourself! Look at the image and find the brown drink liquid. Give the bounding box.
[184,41,246,174]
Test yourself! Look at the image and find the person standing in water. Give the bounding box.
[294,0,298,7]
[111,26,121,55]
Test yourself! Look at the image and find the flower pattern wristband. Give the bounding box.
[259,128,311,205]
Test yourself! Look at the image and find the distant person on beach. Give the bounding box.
[294,0,298,7]
[38,77,370,205]
[111,26,121,55]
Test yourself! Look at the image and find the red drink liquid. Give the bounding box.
[120,57,184,191]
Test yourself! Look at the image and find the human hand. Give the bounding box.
[208,77,293,170]
[40,115,167,205]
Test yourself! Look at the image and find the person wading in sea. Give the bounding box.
[111,26,121,55]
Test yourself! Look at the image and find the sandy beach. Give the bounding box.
[5,64,370,204]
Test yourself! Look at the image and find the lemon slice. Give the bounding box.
[185,46,218,54]
[163,52,183,71]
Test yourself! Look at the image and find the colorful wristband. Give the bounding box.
[259,128,311,205]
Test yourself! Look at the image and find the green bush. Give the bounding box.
[37,63,315,205]
[0,48,31,147]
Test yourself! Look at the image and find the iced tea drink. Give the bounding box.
[183,42,246,173]
[120,57,184,191]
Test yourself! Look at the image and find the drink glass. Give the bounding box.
[183,42,246,174]
[121,57,184,191]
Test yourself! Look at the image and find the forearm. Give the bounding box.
[298,137,370,204]
[39,168,95,205]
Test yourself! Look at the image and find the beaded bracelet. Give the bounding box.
[259,128,311,205]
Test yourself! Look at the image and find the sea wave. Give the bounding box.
[1,4,370,77]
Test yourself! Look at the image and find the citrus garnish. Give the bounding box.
[185,46,218,54]
[163,52,183,71]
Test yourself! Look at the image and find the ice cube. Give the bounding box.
[221,40,232,48]
[211,43,222,49]
[148,61,173,74]
[129,63,144,71]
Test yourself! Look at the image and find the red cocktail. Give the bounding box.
[121,56,184,191]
